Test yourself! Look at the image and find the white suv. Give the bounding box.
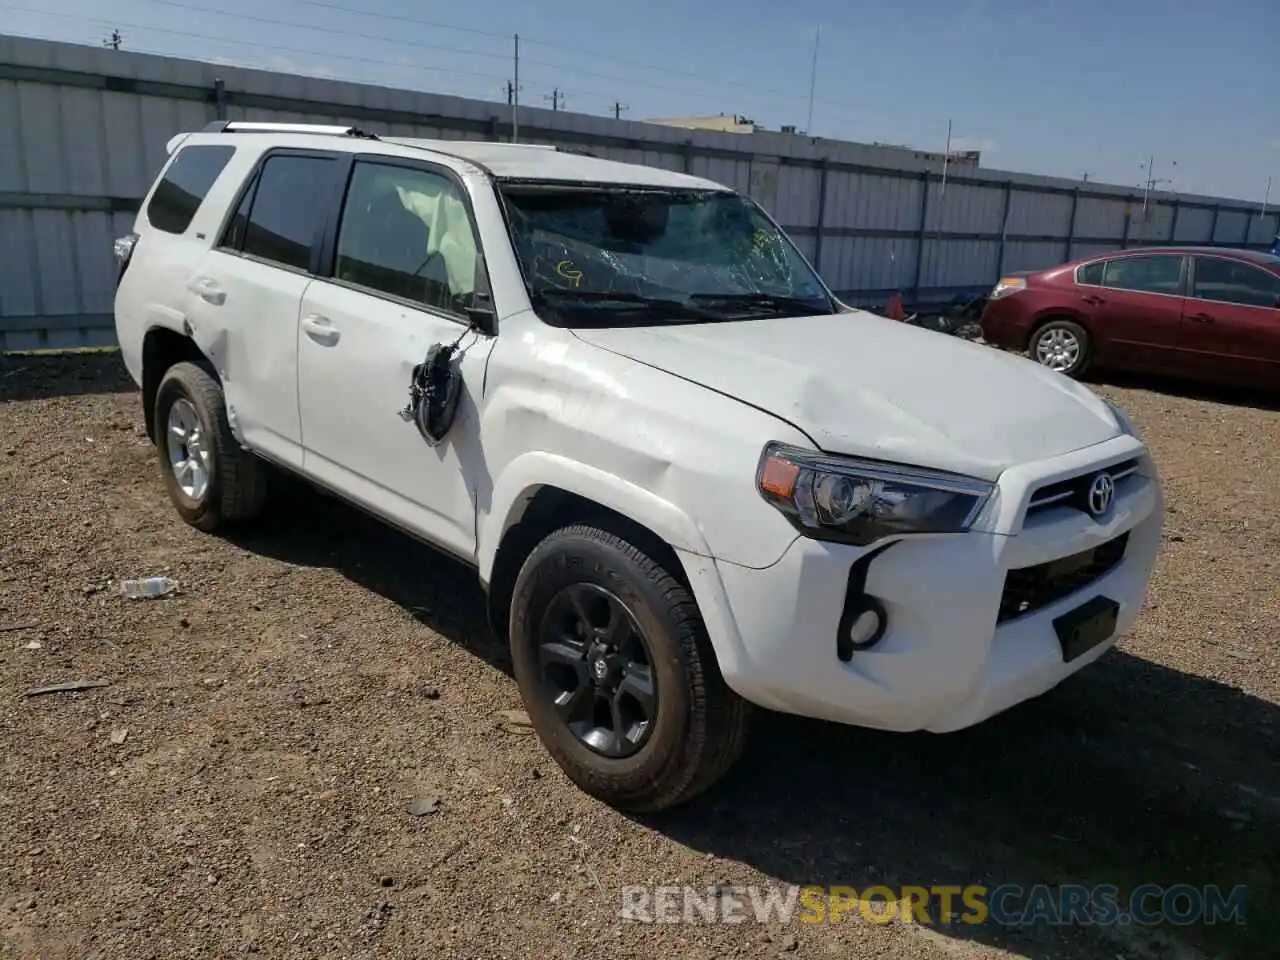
[114,122,1164,811]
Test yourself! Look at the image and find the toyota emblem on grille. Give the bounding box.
[1087,472,1115,517]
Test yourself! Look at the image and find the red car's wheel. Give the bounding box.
[1030,320,1092,378]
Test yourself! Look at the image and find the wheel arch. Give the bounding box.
[479,454,714,646]
[141,326,216,441]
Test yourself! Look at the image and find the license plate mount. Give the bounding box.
[1053,595,1120,662]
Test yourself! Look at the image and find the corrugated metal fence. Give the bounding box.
[2,34,1277,350]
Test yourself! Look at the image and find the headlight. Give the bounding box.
[756,442,995,546]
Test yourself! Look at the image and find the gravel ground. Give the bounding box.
[1,350,1277,960]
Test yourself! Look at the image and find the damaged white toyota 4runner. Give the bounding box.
[114,122,1164,811]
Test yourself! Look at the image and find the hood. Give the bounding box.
[571,311,1123,481]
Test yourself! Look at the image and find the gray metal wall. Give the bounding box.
[2,34,1276,350]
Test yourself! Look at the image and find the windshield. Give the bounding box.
[498,184,836,325]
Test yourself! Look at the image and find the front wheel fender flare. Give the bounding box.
[477,451,713,586]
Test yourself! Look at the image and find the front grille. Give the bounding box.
[1025,458,1140,519]
[997,532,1129,623]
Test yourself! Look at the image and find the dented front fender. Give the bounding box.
[475,313,808,579]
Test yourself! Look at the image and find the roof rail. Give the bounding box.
[201,120,379,139]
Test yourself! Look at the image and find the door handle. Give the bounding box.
[1081,294,1106,306]
[187,277,225,306]
[301,313,341,345]
[1188,312,1215,323]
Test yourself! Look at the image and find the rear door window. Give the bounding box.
[1191,257,1280,308]
[239,154,340,271]
[1100,255,1183,295]
[146,144,236,234]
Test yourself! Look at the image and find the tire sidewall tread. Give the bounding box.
[509,524,749,812]
[153,361,266,531]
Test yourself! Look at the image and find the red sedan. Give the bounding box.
[980,246,1280,389]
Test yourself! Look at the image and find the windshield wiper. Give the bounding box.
[532,290,723,320]
[688,292,832,315]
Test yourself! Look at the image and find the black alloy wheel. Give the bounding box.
[536,582,656,758]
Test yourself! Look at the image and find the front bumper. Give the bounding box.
[688,435,1163,732]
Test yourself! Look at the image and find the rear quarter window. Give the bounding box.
[1078,261,1104,285]
[146,144,237,235]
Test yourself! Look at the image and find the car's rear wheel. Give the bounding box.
[1030,319,1092,378]
[154,361,268,531]
[508,524,751,812]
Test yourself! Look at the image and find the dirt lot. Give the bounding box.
[1,350,1277,960]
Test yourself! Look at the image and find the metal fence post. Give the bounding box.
[1168,198,1180,244]
[996,181,1013,278]
[1209,204,1221,245]
[1242,211,1252,246]
[1121,200,1133,248]
[1065,187,1079,262]
[213,78,227,121]
[813,159,829,274]
[912,172,930,303]
[682,141,694,175]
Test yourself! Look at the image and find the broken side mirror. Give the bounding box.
[466,293,495,331]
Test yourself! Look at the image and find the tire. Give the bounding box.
[153,361,268,531]
[508,524,751,812]
[1029,319,1092,378]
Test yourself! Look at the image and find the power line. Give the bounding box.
[281,0,513,41]
[141,0,512,66]
[1,15,675,122]
[1,7,870,133]
[0,10,511,86]
[140,0,830,118]
[176,0,837,112]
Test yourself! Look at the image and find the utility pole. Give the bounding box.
[1136,155,1175,241]
[102,29,122,50]
[805,24,821,136]
[1140,154,1154,217]
[613,101,629,120]
[1259,175,1271,222]
[930,118,953,251]
[511,33,520,143]
[1081,172,1091,183]
[1140,155,1176,214]
[545,88,563,111]
[940,118,952,198]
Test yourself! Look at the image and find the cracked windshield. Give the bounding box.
[500,186,837,323]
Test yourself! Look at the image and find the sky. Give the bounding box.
[3,0,1278,201]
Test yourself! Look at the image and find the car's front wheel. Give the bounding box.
[154,361,268,531]
[1030,319,1092,378]
[508,524,751,812]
